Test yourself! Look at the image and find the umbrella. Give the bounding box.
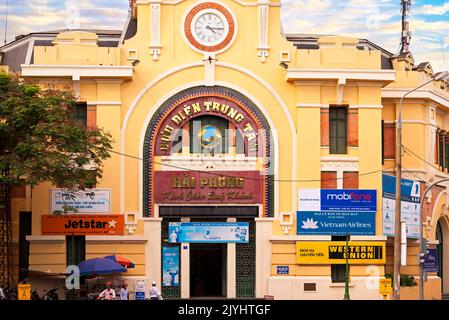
[104,255,135,268]
[78,258,127,276]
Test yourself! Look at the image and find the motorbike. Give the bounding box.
[42,288,59,300]
[31,289,40,300]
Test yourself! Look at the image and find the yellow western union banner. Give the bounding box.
[296,241,386,264]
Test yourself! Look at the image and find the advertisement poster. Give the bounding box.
[51,188,111,214]
[41,215,124,236]
[382,174,421,239]
[168,222,249,243]
[424,249,439,273]
[298,189,377,212]
[162,247,180,287]
[297,211,376,235]
[296,241,386,265]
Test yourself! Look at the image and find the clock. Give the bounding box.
[184,2,237,53]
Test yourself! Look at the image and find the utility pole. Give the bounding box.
[393,0,413,300]
[343,234,350,300]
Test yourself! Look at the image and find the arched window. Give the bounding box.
[169,115,245,156]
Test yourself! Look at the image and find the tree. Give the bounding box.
[0,72,113,287]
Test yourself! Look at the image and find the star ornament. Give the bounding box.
[108,219,118,228]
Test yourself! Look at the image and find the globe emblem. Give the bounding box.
[199,125,222,149]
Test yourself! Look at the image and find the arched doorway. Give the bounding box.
[142,86,275,298]
[436,217,449,295]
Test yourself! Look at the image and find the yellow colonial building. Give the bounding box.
[1,0,449,300]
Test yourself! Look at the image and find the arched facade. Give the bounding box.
[142,86,275,218]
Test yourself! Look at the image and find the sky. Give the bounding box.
[0,0,448,71]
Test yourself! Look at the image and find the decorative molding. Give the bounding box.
[137,0,282,7]
[158,155,259,171]
[279,212,293,235]
[257,0,270,63]
[85,236,147,243]
[286,69,396,83]
[21,65,133,80]
[382,88,449,109]
[26,235,65,243]
[204,53,216,86]
[296,103,322,108]
[87,101,122,106]
[149,0,162,61]
[337,78,346,104]
[349,104,383,109]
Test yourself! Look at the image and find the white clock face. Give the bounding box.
[191,10,229,47]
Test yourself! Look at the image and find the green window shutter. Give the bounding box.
[329,107,348,154]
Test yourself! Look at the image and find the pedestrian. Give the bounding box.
[149,281,162,300]
[98,282,116,300]
[0,287,5,300]
[119,283,128,300]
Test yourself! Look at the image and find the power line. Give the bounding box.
[65,136,391,183]
[402,144,440,170]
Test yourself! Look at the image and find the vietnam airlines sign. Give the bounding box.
[41,215,124,236]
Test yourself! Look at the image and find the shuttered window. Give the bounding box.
[329,107,348,154]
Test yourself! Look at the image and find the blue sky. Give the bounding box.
[1,0,448,71]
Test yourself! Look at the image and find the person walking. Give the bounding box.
[119,283,129,301]
[98,282,116,300]
[149,281,161,300]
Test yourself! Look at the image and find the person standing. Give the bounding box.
[98,283,116,300]
[0,287,5,300]
[149,281,161,300]
[119,283,129,301]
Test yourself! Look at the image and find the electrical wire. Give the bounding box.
[64,134,392,183]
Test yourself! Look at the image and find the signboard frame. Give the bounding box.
[168,222,249,243]
[296,241,386,265]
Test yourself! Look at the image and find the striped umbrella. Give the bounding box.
[104,255,136,268]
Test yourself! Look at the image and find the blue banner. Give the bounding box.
[424,249,439,273]
[320,190,377,212]
[169,222,249,243]
[297,211,376,235]
[162,247,179,287]
[382,174,420,203]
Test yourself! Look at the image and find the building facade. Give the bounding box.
[1,0,449,300]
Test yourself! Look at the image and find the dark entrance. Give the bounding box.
[190,243,227,297]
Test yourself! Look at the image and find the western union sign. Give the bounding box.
[296,241,386,264]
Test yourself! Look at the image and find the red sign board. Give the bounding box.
[154,171,264,204]
[41,215,124,236]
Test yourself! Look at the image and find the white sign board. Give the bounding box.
[50,189,111,214]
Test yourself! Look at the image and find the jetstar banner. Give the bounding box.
[296,241,386,265]
[41,215,124,236]
[154,171,264,204]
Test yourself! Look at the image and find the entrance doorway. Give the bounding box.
[190,243,227,297]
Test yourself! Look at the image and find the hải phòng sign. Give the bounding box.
[51,188,111,214]
[298,189,377,212]
[296,241,386,264]
[41,215,124,235]
[154,171,263,204]
[296,211,376,235]
[169,222,249,243]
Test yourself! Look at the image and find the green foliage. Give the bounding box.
[385,273,417,287]
[0,72,112,190]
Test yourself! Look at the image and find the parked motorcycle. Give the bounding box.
[42,288,59,300]
[31,289,40,300]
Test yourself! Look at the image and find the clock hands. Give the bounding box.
[206,25,224,34]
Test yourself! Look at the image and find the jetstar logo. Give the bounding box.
[326,192,372,201]
[42,215,124,236]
